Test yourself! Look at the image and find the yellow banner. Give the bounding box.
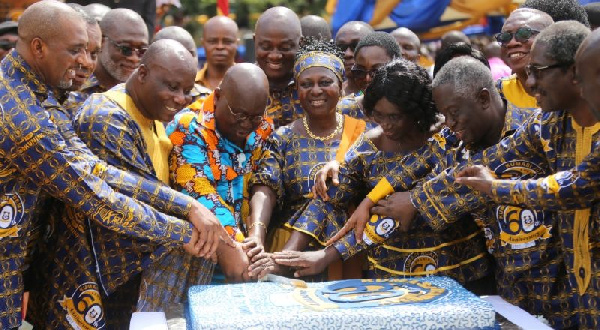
[500,225,551,245]
[0,226,19,238]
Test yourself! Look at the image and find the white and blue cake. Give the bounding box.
[186,276,496,329]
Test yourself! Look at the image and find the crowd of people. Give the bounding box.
[1,0,600,329]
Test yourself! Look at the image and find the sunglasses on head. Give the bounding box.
[105,37,148,57]
[0,40,15,51]
[336,40,359,52]
[494,27,540,45]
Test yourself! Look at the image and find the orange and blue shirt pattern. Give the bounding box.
[168,93,273,241]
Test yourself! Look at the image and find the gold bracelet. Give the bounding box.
[248,222,267,232]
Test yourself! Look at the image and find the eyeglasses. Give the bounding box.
[105,37,148,57]
[350,65,380,79]
[525,62,573,78]
[224,97,264,125]
[372,111,402,124]
[336,40,359,52]
[494,27,540,45]
[0,40,15,51]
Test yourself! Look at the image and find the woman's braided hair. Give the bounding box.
[295,36,344,62]
[364,58,439,133]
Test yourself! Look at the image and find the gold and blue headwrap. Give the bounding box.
[294,51,345,83]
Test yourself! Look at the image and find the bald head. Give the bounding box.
[215,63,269,146]
[336,21,373,41]
[441,30,470,49]
[576,28,600,118]
[506,8,553,31]
[141,39,196,72]
[255,6,301,37]
[203,15,238,38]
[391,27,420,62]
[221,63,269,104]
[84,3,111,23]
[300,15,332,41]
[18,0,85,43]
[100,8,147,39]
[154,26,197,57]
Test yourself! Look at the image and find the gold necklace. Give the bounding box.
[303,113,343,141]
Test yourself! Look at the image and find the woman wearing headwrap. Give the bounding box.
[246,38,367,277]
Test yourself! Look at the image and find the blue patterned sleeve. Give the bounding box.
[410,111,549,231]
[249,127,286,200]
[368,128,459,203]
[288,140,371,246]
[490,148,600,209]
[3,108,194,247]
[74,95,195,219]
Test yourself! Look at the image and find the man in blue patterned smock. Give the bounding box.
[456,28,600,216]
[54,6,101,106]
[27,39,215,329]
[254,6,303,128]
[0,2,229,329]
[65,8,149,114]
[341,22,596,328]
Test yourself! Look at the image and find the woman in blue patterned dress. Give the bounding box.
[246,37,366,262]
[272,59,491,286]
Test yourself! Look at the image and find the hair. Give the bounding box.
[338,21,373,33]
[521,0,590,27]
[255,6,301,36]
[433,42,490,77]
[154,26,196,54]
[354,31,402,60]
[534,20,591,66]
[363,59,438,133]
[584,3,600,28]
[18,1,85,43]
[295,36,344,62]
[433,57,497,101]
[66,3,96,25]
[99,8,146,36]
[300,15,332,41]
[440,30,471,49]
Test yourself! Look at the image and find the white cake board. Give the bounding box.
[129,312,168,330]
[482,296,553,330]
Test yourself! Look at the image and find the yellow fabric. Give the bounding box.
[335,116,367,163]
[326,0,338,15]
[419,18,480,40]
[449,0,512,15]
[571,118,600,294]
[501,75,538,109]
[103,90,172,185]
[195,64,210,89]
[266,227,293,253]
[370,0,402,25]
[367,177,395,203]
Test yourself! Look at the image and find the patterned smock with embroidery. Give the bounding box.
[27,83,206,329]
[250,116,365,251]
[300,135,490,283]
[0,50,197,329]
[410,110,600,328]
[63,74,107,116]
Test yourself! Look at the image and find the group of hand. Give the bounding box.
[182,160,496,281]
